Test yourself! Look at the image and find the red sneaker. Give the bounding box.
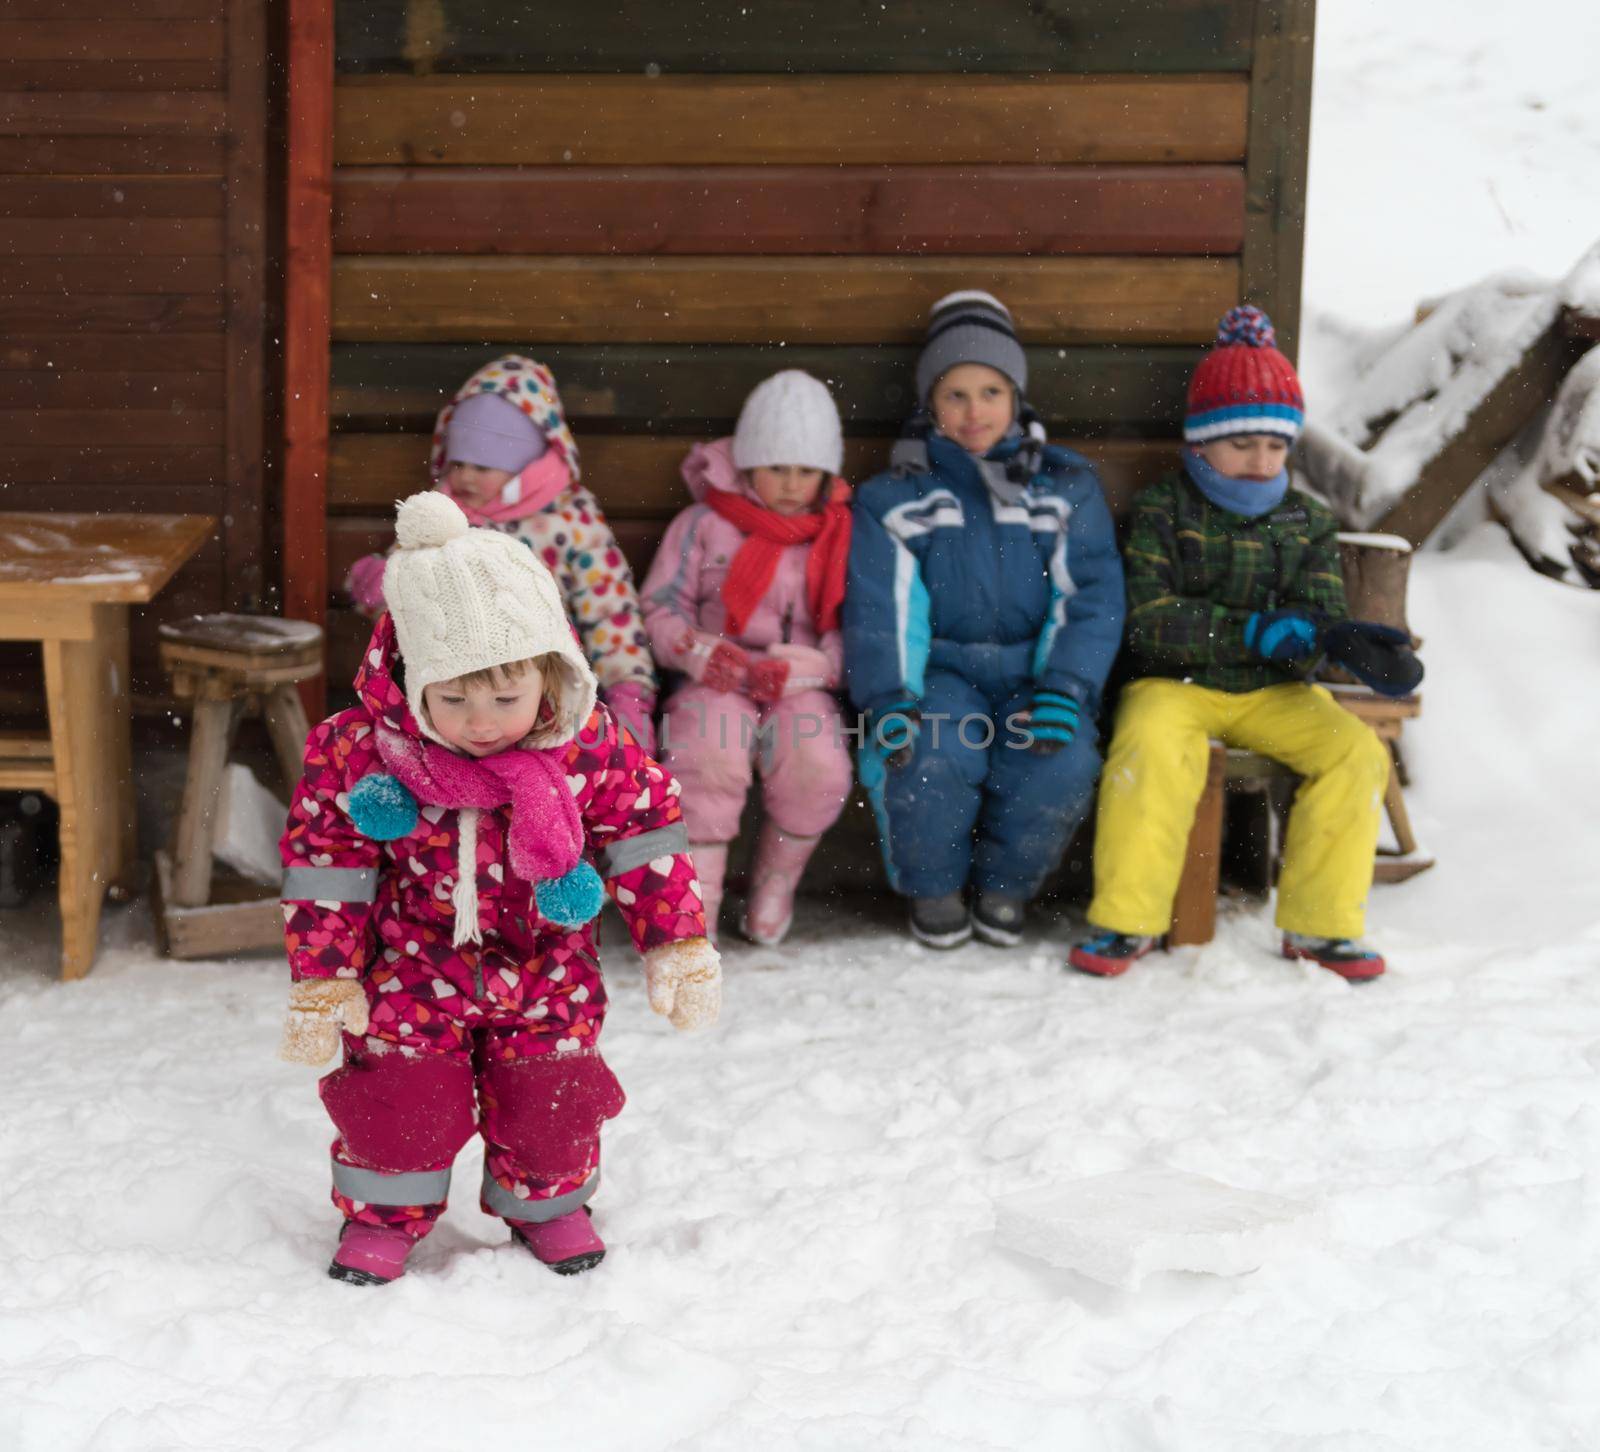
[509,1207,606,1276]
[328,1222,417,1286]
[1068,929,1157,978]
[1281,933,1386,981]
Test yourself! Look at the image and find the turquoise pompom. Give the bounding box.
[535,860,605,927]
[347,773,419,840]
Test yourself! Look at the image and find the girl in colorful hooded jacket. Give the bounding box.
[1068,307,1393,982]
[639,370,854,946]
[280,491,720,1288]
[344,354,660,752]
[843,292,1125,950]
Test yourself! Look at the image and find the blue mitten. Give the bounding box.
[1244,608,1318,663]
[1026,690,1080,756]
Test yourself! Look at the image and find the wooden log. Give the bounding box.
[0,218,225,255]
[334,0,1257,75]
[0,258,226,294]
[332,165,1247,257]
[0,91,227,136]
[0,334,226,371]
[334,75,1249,167]
[0,176,225,218]
[326,433,1176,521]
[1169,743,1226,947]
[1240,0,1316,360]
[330,342,1201,434]
[0,135,225,175]
[331,256,1239,345]
[1336,535,1415,635]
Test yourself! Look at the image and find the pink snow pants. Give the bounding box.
[319,980,624,1240]
[658,684,852,843]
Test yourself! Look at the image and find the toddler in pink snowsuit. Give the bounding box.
[280,491,720,1287]
[640,370,854,945]
[344,354,660,751]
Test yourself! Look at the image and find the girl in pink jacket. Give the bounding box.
[640,371,854,946]
[344,355,660,751]
[281,491,719,1288]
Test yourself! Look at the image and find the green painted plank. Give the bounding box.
[336,0,1256,75]
[330,343,1201,436]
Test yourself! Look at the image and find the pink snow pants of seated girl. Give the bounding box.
[658,684,852,843]
[318,952,624,1241]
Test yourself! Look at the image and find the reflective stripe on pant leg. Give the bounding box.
[482,1166,599,1223]
[331,1160,452,1207]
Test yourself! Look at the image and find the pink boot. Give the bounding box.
[691,842,729,943]
[509,1207,606,1276]
[742,822,821,946]
[328,1222,417,1286]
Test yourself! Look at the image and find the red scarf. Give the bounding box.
[703,479,852,638]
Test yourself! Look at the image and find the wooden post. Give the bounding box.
[1241,0,1315,362]
[284,0,335,718]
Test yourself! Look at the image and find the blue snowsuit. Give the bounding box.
[843,432,1125,900]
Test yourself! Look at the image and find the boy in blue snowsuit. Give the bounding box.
[843,291,1125,948]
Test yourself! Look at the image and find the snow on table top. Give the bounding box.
[0,513,213,602]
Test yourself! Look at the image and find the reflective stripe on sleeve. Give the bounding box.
[330,1161,452,1207]
[282,865,379,903]
[598,822,689,879]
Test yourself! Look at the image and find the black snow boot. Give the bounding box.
[909,892,971,949]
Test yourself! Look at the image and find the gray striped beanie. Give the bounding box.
[915,290,1028,405]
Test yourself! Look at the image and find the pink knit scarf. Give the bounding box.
[374,725,582,944]
[436,450,574,527]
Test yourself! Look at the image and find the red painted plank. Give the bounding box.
[284,0,335,712]
[333,165,1245,257]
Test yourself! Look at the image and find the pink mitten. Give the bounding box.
[345,553,387,616]
[746,657,790,705]
[765,643,835,695]
[686,637,750,694]
[602,681,658,756]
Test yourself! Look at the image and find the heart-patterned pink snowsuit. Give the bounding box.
[280,615,706,1238]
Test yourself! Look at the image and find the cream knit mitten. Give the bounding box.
[279,979,370,1065]
[642,937,722,1031]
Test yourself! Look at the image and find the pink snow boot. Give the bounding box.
[691,841,729,943]
[742,821,820,946]
[328,1222,417,1286]
[509,1207,606,1276]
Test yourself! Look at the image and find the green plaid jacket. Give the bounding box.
[1123,471,1349,694]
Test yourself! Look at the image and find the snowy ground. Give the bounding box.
[5,533,1600,1451]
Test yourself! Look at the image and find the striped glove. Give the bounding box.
[1026,690,1080,756]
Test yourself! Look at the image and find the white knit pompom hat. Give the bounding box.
[382,492,597,749]
[731,369,844,475]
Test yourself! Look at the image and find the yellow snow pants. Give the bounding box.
[1087,679,1391,940]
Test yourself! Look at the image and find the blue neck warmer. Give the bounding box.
[1181,447,1289,518]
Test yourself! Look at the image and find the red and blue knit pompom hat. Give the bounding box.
[1184,305,1305,444]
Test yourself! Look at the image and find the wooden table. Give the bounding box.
[0,513,215,978]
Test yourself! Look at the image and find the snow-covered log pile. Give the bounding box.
[1299,241,1600,583]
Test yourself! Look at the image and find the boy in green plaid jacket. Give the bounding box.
[1069,308,1392,981]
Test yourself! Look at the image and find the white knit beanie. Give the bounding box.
[731,370,844,475]
[381,492,597,748]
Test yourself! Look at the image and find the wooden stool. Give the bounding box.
[154,614,323,958]
[1169,691,1431,947]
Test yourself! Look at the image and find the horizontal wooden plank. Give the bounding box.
[0,135,225,175]
[0,294,223,331]
[7,0,217,17]
[335,0,1256,75]
[0,257,226,294]
[332,165,1245,257]
[0,177,224,218]
[0,409,224,448]
[335,75,1249,167]
[0,334,225,372]
[0,481,226,515]
[330,343,1199,434]
[0,218,224,255]
[0,91,227,137]
[0,21,224,58]
[329,433,1176,521]
[0,60,224,91]
[0,370,221,410]
[0,447,223,487]
[333,256,1237,345]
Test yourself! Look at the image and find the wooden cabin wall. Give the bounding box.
[317,0,1313,687]
[0,0,273,695]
